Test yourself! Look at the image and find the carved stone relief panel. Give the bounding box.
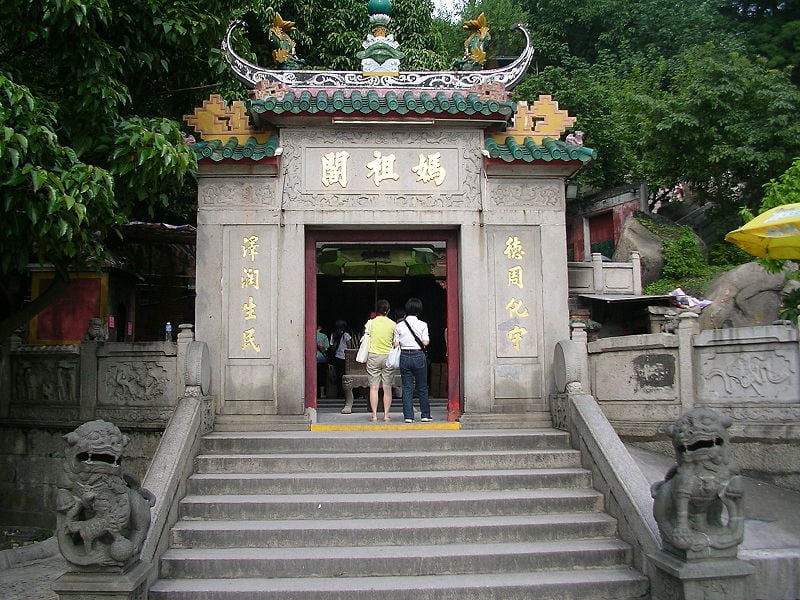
[698,346,797,403]
[97,407,177,424]
[280,128,482,209]
[101,360,172,406]
[198,180,277,208]
[12,352,79,406]
[488,179,562,209]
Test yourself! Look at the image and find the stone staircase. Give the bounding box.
[149,429,649,599]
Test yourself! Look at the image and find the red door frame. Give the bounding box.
[305,229,461,420]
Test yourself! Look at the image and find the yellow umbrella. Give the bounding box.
[725,203,800,259]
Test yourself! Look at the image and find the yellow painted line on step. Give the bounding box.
[311,422,461,432]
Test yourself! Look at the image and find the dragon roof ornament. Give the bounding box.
[222,19,534,92]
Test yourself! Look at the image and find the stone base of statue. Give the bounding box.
[648,550,754,600]
[54,560,153,600]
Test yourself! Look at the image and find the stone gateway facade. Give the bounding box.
[184,20,596,427]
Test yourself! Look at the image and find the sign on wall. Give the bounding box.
[226,225,273,359]
[493,229,539,358]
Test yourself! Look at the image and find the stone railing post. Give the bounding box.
[0,330,22,418]
[570,321,591,393]
[176,323,195,399]
[591,252,605,293]
[78,341,100,421]
[630,251,642,294]
[676,312,699,413]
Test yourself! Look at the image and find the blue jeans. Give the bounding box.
[399,350,429,421]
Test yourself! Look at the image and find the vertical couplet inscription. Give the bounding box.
[227,226,271,359]
[494,230,538,358]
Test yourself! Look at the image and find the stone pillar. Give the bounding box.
[676,312,698,412]
[591,252,605,293]
[630,251,642,294]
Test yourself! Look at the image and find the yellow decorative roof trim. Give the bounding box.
[183,94,273,144]
[491,95,577,145]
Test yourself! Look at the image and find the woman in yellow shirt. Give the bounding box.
[365,298,396,421]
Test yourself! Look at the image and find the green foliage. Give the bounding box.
[635,214,719,298]
[0,0,230,338]
[760,156,800,212]
[745,156,800,276]
[643,270,723,299]
[707,242,751,267]
[392,0,448,70]
[513,61,644,192]
[636,44,800,216]
[661,227,709,280]
[777,286,800,323]
[257,0,446,71]
[521,0,731,68]
[0,76,117,275]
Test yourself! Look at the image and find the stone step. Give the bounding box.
[200,429,570,454]
[149,568,649,600]
[153,428,647,600]
[193,449,582,474]
[458,412,553,429]
[178,488,604,520]
[187,467,593,495]
[170,513,620,549]
[159,539,632,579]
[212,415,310,432]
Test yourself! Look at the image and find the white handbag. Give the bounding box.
[355,323,371,363]
[386,346,401,369]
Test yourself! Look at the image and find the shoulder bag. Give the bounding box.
[355,321,371,363]
[402,319,430,365]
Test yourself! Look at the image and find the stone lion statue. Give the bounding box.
[651,407,745,558]
[55,420,155,570]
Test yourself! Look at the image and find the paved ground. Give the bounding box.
[2,421,798,600]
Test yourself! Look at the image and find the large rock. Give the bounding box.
[612,215,664,285]
[699,262,790,330]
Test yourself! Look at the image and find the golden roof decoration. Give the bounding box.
[183,94,273,144]
[490,95,577,145]
[463,12,490,40]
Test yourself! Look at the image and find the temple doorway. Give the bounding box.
[305,229,461,420]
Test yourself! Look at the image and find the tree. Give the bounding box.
[521,0,733,68]
[632,44,800,229]
[0,0,453,341]
[759,157,800,212]
[0,0,231,341]
[721,1,800,83]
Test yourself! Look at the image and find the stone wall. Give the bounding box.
[0,325,199,527]
[576,317,800,490]
[0,426,161,528]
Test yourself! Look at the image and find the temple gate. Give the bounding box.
[184,13,596,428]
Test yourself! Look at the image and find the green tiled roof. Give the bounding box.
[247,90,516,119]
[191,135,280,161]
[485,137,597,163]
